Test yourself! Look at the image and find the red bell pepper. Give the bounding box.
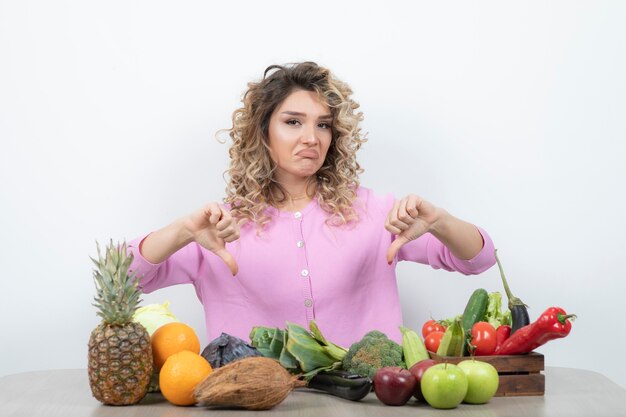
[495,324,511,351]
[495,307,575,355]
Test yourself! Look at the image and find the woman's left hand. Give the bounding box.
[385,194,443,264]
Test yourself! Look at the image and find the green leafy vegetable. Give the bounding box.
[131,300,178,336]
[250,321,347,379]
[485,292,512,328]
[249,327,284,358]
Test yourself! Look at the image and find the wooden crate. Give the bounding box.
[429,352,545,397]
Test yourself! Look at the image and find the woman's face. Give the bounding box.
[267,89,333,184]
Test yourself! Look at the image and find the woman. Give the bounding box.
[128,62,495,346]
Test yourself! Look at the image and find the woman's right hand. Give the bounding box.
[184,202,241,275]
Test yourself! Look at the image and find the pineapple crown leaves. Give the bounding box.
[91,240,143,326]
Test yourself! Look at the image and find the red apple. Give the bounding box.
[409,359,437,401]
[373,366,416,406]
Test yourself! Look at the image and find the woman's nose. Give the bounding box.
[301,124,318,144]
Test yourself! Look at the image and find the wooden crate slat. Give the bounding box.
[429,352,544,373]
[428,351,545,396]
[497,374,545,397]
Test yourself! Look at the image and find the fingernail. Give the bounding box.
[387,261,392,266]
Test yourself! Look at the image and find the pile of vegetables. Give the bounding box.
[197,321,372,407]
[190,249,576,409]
[428,250,576,357]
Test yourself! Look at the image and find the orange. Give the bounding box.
[151,322,201,370]
[159,350,212,406]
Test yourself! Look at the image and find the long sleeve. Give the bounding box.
[127,234,205,293]
[397,227,496,275]
[122,187,497,347]
[377,192,496,274]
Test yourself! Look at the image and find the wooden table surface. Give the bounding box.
[1,367,625,417]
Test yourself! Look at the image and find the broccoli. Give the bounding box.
[341,330,405,378]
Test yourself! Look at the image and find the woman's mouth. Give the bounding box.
[297,149,319,159]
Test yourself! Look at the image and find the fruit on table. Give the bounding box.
[194,357,306,410]
[87,241,153,405]
[424,331,445,353]
[151,322,201,370]
[160,350,213,406]
[458,359,499,404]
[373,366,416,406]
[470,321,497,356]
[421,363,468,409]
[421,319,445,338]
[408,359,437,401]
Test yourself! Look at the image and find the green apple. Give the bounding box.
[458,359,499,404]
[420,363,468,409]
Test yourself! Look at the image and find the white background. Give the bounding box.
[1,1,625,389]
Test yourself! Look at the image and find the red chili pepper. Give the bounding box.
[495,307,576,355]
[495,325,511,351]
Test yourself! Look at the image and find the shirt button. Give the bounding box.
[296,240,304,248]
[301,269,309,277]
[304,299,313,308]
[294,211,302,219]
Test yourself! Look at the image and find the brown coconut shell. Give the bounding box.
[194,357,305,410]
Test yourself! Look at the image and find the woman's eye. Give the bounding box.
[318,123,331,129]
[286,119,300,126]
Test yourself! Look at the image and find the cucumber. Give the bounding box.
[461,288,489,336]
[307,370,372,401]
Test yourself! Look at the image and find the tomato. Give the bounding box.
[424,331,445,353]
[470,322,497,355]
[421,320,445,338]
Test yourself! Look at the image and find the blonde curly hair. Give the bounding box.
[223,62,367,229]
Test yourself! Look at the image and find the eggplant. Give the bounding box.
[495,250,531,334]
[306,370,372,401]
[510,304,531,334]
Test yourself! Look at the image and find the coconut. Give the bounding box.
[194,357,305,410]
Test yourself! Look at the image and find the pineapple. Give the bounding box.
[88,240,153,405]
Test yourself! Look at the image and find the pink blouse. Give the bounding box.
[128,187,495,347]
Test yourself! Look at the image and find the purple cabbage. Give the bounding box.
[201,332,262,369]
